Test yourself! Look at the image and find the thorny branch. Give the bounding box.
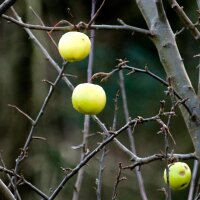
[92,60,192,115]
[123,152,197,170]
[1,14,152,35]
[119,71,148,200]
[87,0,106,28]
[167,0,200,40]
[48,110,196,200]
[1,3,198,199]
[10,61,67,197]
[8,9,69,195]
[112,163,127,200]
[0,166,48,199]
[7,8,151,199]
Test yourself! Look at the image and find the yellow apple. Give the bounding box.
[163,162,191,190]
[58,31,91,62]
[72,83,106,115]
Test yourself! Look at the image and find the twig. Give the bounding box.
[163,86,178,200]
[174,27,185,37]
[112,90,120,131]
[96,88,120,200]
[1,14,152,35]
[0,166,48,199]
[92,115,137,159]
[9,8,74,91]
[7,104,34,124]
[10,9,69,192]
[0,154,21,200]
[111,163,126,200]
[188,160,199,200]
[123,152,197,170]
[96,147,107,200]
[29,6,58,49]
[72,1,96,199]
[119,70,148,200]
[0,0,16,15]
[0,179,16,200]
[72,115,90,200]
[92,61,192,115]
[87,0,106,28]
[96,89,120,200]
[164,132,171,200]
[11,60,67,196]
[48,111,184,200]
[167,0,200,40]
[87,0,96,82]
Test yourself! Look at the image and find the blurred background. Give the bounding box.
[0,0,199,199]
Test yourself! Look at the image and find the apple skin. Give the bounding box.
[58,31,91,62]
[72,83,106,115]
[163,162,191,190]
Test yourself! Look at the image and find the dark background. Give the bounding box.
[0,0,198,199]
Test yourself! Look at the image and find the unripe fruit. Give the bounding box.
[72,83,106,115]
[58,31,91,62]
[163,162,191,190]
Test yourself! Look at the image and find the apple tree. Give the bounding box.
[0,0,199,200]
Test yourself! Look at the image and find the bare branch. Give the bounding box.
[0,166,48,199]
[119,71,148,200]
[8,9,69,191]
[87,0,106,28]
[167,0,200,40]
[92,61,192,116]
[1,14,152,35]
[112,163,127,200]
[123,153,197,170]
[0,179,16,200]
[72,1,97,198]
[48,111,183,200]
[7,104,34,124]
[96,147,107,200]
[188,160,199,200]
[8,8,74,91]
[72,116,90,200]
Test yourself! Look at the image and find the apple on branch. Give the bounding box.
[163,162,192,190]
[72,83,106,115]
[58,31,91,62]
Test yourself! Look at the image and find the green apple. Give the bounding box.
[58,31,91,62]
[72,83,106,115]
[163,162,191,190]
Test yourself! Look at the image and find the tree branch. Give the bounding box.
[0,179,16,200]
[92,61,192,115]
[1,14,152,35]
[119,71,148,200]
[123,152,197,170]
[136,0,200,159]
[188,160,199,200]
[48,111,179,200]
[0,0,17,15]
[0,166,48,199]
[167,0,200,40]
[197,0,200,10]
